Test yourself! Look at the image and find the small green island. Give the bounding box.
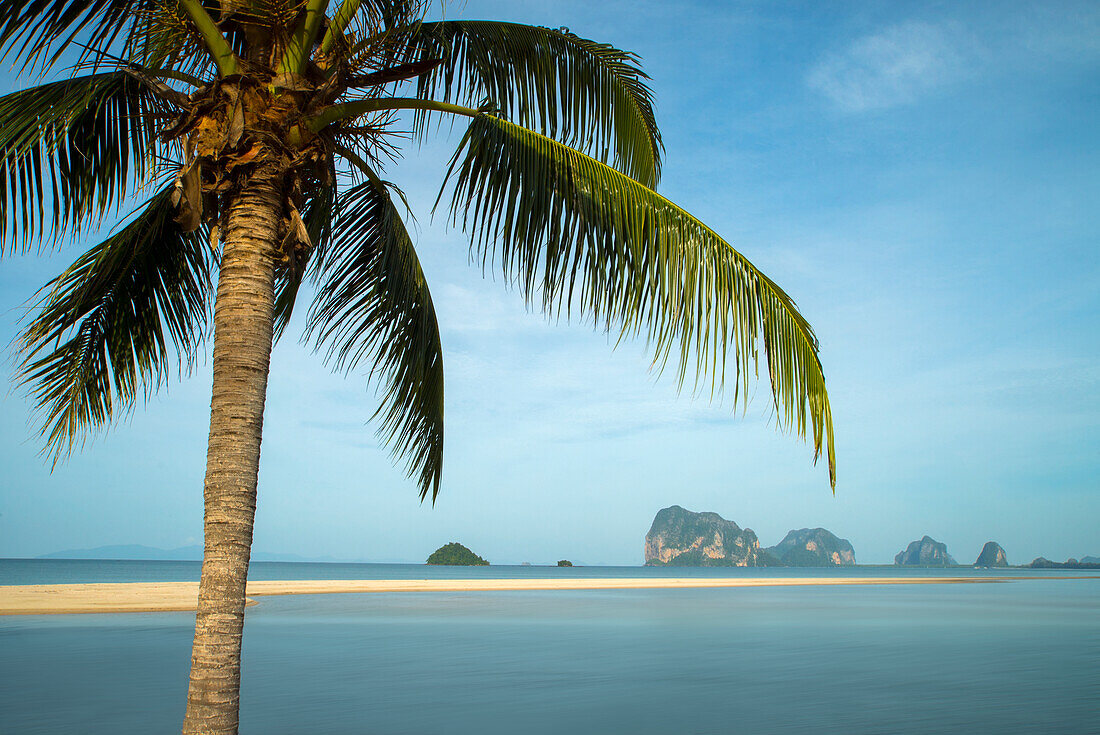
[557,560,573,567]
[426,542,489,566]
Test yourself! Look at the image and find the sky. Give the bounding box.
[1,0,1097,566]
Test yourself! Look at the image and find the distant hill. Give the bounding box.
[766,528,856,566]
[426,542,489,566]
[38,545,203,560]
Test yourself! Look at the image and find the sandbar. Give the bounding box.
[0,574,1072,616]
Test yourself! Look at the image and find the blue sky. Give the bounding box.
[1,0,1097,565]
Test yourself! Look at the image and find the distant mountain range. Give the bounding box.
[31,545,595,566]
[36,545,384,563]
[38,544,205,560]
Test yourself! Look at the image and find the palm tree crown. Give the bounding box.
[2,0,834,495]
[1,1,834,731]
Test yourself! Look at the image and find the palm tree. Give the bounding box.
[0,0,835,732]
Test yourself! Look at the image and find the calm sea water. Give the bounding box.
[0,558,1077,585]
[2,560,1098,734]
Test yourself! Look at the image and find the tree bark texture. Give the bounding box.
[182,166,283,735]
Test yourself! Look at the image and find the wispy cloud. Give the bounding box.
[807,21,968,113]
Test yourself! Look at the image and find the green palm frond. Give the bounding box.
[18,187,213,460]
[0,0,147,68]
[323,0,424,55]
[306,178,444,500]
[126,0,217,78]
[0,71,166,255]
[406,20,663,187]
[444,115,835,486]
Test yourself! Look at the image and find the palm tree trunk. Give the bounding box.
[182,166,283,735]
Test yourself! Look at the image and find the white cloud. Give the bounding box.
[807,21,968,112]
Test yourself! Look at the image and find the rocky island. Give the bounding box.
[426,542,489,566]
[895,536,956,566]
[767,528,857,566]
[1028,557,1100,569]
[974,541,1008,567]
[644,506,773,566]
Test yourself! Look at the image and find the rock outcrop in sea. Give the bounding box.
[1028,557,1100,569]
[974,541,1008,567]
[644,506,772,566]
[426,542,489,566]
[766,528,856,566]
[894,536,956,566]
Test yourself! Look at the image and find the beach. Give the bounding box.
[0,574,1036,615]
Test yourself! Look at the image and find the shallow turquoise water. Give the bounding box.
[1,562,1098,734]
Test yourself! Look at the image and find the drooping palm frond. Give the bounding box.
[18,187,213,459]
[306,178,444,499]
[0,71,166,255]
[444,115,834,486]
[405,20,663,187]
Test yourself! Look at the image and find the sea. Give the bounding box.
[1,560,1098,734]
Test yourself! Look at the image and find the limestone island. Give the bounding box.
[974,541,1008,567]
[1028,557,1100,569]
[766,528,857,567]
[644,506,859,567]
[644,506,776,566]
[426,542,489,566]
[895,536,956,566]
[557,560,573,567]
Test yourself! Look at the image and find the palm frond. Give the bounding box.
[444,115,835,487]
[0,0,147,69]
[0,71,166,255]
[306,178,444,500]
[406,20,663,187]
[18,186,213,460]
[126,0,217,79]
[323,0,425,58]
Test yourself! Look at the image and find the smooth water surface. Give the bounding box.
[1,563,1098,734]
[0,557,1076,585]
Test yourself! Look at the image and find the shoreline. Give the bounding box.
[3,575,1095,616]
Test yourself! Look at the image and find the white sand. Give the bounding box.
[0,575,1029,616]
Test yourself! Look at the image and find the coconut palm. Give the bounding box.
[0,0,835,732]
